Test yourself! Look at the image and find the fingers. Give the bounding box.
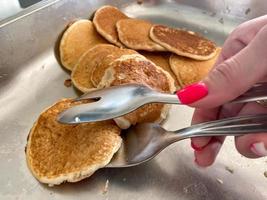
[191,104,245,167]
[235,102,267,158]
[194,137,224,167]
[190,24,267,108]
[235,133,267,158]
[191,107,224,167]
[191,107,219,149]
[218,15,267,62]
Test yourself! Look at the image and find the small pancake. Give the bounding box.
[90,48,139,87]
[116,19,165,51]
[59,20,107,71]
[26,99,121,186]
[71,44,120,93]
[150,25,217,60]
[93,5,128,47]
[140,51,179,88]
[98,55,176,129]
[169,48,221,87]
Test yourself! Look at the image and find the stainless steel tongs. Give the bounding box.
[58,82,267,124]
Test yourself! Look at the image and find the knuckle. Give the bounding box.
[209,58,244,97]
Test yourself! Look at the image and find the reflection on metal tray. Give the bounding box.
[0,0,267,199]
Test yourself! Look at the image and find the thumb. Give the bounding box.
[192,25,267,108]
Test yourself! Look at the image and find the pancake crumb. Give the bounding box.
[103,179,109,194]
[264,171,267,178]
[219,18,224,24]
[137,0,143,4]
[245,8,251,15]
[216,178,223,184]
[64,79,72,87]
[225,166,234,174]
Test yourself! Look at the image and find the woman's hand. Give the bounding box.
[181,15,267,167]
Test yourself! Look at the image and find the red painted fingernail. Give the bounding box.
[177,82,208,104]
[250,142,267,157]
[191,141,204,151]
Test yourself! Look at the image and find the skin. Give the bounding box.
[189,15,267,167]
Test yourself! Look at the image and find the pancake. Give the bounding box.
[90,48,139,87]
[98,55,176,129]
[140,51,179,88]
[93,6,128,47]
[116,19,165,51]
[71,44,120,93]
[26,99,121,186]
[59,19,107,71]
[150,25,217,60]
[169,48,221,87]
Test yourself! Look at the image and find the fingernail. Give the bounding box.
[250,142,267,157]
[176,82,208,104]
[210,142,222,155]
[191,141,204,151]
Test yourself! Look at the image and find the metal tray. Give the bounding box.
[0,0,267,199]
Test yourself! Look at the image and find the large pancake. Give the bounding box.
[140,51,179,88]
[169,48,221,87]
[150,25,217,60]
[71,44,120,93]
[116,19,165,51]
[90,48,139,87]
[26,99,121,186]
[93,5,128,47]
[59,19,107,71]
[98,55,176,129]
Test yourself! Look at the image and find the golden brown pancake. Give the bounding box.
[98,55,176,129]
[71,44,120,93]
[93,5,128,47]
[140,51,179,88]
[150,25,217,60]
[59,19,107,71]
[90,48,139,87]
[26,99,121,186]
[116,19,165,51]
[169,48,221,87]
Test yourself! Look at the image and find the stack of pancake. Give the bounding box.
[26,5,221,186]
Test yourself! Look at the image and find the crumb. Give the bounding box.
[50,192,53,195]
[216,178,223,184]
[137,0,143,5]
[245,8,251,15]
[226,6,231,13]
[41,65,45,69]
[209,12,216,17]
[219,18,224,24]
[102,179,109,194]
[225,166,234,174]
[64,79,72,87]
[122,177,127,182]
[264,171,267,178]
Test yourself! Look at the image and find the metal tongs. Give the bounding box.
[57,82,267,124]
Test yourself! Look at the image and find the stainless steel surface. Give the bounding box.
[0,0,267,199]
[58,84,180,124]
[0,0,45,21]
[59,82,267,124]
[107,114,267,168]
[231,82,267,104]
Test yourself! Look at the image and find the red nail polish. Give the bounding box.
[177,82,208,104]
[191,141,204,151]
